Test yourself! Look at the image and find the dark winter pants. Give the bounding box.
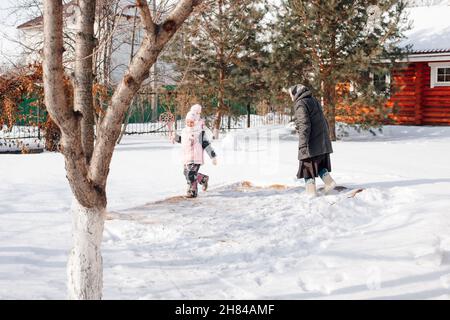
[183,163,207,191]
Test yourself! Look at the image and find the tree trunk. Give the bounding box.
[151,69,159,122]
[213,67,226,139]
[212,0,225,140]
[74,0,96,162]
[213,112,221,139]
[150,0,159,122]
[326,29,337,141]
[247,103,251,128]
[116,100,135,145]
[213,90,224,139]
[323,77,337,141]
[67,201,105,300]
[328,109,337,141]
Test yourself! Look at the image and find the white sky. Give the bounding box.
[0,1,28,66]
[400,4,450,51]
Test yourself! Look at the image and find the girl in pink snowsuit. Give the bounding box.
[174,111,217,198]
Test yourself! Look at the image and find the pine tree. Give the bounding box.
[165,0,268,138]
[272,0,408,140]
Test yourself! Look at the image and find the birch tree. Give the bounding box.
[42,0,205,300]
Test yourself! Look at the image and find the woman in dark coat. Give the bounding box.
[289,84,337,196]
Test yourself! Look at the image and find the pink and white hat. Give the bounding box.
[190,104,202,120]
[185,111,196,123]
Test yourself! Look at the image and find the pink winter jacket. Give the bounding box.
[178,125,216,165]
[181,127,203,164]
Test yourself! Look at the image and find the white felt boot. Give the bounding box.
[305,180,317,197]
[322,172,337,193]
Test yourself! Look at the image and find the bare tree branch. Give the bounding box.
[136,0,156,41]
[74,0,96,162]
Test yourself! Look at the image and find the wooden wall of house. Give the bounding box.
[336,61,450,126]
[390,61,450,125]
[420,62,450,125]
[389,63,417,124]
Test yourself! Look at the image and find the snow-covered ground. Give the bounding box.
[1,124,450,300]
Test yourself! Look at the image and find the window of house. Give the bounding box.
[371,71,391,96]
[429,62,450,88]
[373,73,387,93]
[437,67,450,83]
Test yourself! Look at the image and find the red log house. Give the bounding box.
[338,4,450,126]
[390,50,450,125]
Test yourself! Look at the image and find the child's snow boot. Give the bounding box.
[197,174,209,191]
[305,178,317,197]
[187,182,198,198]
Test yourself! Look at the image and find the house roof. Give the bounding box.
[408,48,450,54]
[17,15,44,30]
[401,4,450,54]
[16,0,137,30]
[17,1,76,30]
